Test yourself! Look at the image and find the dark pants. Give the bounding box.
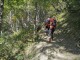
[45,27,55,39]
[48,28,55,39]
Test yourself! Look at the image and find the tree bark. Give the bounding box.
[34,2,37,35]
[0,0,4,36]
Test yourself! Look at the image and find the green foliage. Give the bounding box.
[0,28,34,60]
[15,53,24,60]
[0,38,5,44]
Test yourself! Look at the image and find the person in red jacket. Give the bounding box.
[44,17,56,42]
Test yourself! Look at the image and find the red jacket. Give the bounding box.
[45,18,56,29]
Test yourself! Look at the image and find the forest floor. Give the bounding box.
[25,28,80,60]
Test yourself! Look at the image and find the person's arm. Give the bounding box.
[53,20,56,28]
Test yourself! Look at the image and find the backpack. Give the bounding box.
[45,18,56,29]
[49,18,56,28]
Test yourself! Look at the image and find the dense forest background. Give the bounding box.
[0,0,80,60]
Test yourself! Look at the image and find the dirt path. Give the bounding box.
[25,29,80,60]
[30,41,80,60]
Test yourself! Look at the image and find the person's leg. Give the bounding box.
[51,29,55,40]
[48,28,55,42]
[48,29,52,42]
[45,28,48,35]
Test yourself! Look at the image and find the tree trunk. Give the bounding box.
[34,2,37,35]
[9,11,14,32]
[0,0,4,36]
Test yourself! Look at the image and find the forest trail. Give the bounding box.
[25,28,80,60]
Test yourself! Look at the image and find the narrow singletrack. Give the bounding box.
[25,28,80,60]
